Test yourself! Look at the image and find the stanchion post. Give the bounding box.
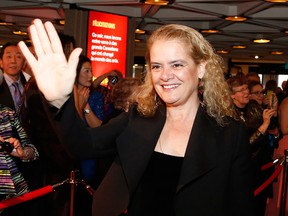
[69,170,76,216]
[279,149,288,216]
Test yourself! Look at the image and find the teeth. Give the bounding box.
[163,84,178,89]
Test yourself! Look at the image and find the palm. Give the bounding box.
[34,53,73,101]
[18,19,82,108]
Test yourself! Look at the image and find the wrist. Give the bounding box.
[258,128,266,135]
[83,108,90,114]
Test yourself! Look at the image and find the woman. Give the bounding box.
[74,54,103,127]
[0,104,38,216]
[19,19,254,216]
[227,76,276,216]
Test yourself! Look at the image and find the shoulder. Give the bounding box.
[0,104,14,113]
[280,97,288,109]
[0,105,16,121]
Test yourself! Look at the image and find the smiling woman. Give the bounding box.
[19,19,255,216]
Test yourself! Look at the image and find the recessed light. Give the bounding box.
[143,0,170,5]
[270,51,284,55]
[225,16,247,22]
[56,19,65,25]
[135,29,146,34]
[253,38,270,43]
[265,0,288,2]
[216,50,229,54]
[0,21,14,26]
[12,30,27,35]
[201,29,219,33]
[232,45,247,49]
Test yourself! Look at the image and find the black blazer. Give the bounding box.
[56,96,255,216]
[0,72,27,111]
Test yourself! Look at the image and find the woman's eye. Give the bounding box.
[172,63,183,69]
[151,64,161,71]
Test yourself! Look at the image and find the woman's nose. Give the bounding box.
[161,66,174,80]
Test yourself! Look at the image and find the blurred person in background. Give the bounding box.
[0,42,28,112]
[0,104,38,216]
[227,75,276,216]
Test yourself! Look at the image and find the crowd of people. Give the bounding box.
[0,18,287,216]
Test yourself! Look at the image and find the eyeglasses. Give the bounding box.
[233,86,249,93]
[250,90,265,95]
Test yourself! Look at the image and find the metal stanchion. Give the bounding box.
[279,149,288,216]
[66,170,95,216]
[69,170,77,216]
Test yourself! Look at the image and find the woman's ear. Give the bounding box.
[197,62,207,79]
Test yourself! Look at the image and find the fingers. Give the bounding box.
[263,109,276,118]
[18,41,37,70]
[67,48,82,80]
[33,19,53,55]
[29,19,45,57]
[44,21,63,54]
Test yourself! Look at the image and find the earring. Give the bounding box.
[198,78,204,101]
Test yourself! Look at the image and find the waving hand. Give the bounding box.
[18,19,82,108]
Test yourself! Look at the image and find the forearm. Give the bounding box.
[55,95,124,159]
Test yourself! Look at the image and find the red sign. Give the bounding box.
[87,11,128,77]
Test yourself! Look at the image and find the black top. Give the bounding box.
[127,151,183,216]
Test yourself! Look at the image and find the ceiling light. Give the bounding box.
[134,39,141,42]
[265,0,288,2]
[56,19,65,25]
[225,16,247,22]
[216,50,229,54]
[0,21,14,26]
[143,0,170,5]
[135,29,146,34]
[12,30,27,35]
[285,30,288,34]
[201,29,219,33]
[253,38,270,43]
[270,51,284,55]
[254,55,264,59]
[232,45,247,49]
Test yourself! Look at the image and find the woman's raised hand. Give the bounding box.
[18,19,82,108]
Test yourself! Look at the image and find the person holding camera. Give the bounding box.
[91,69,123,122]
[0,104,38,216]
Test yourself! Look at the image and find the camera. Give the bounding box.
[110,76,118,85]
[0,141,14,153]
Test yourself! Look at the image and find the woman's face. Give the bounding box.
[231,84,250,108]
[249,84,264,105]
[149,39,205,107]
[78,61,92,87]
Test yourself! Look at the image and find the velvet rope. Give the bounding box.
[0,185,54,210]
[254,165,283,197]
[261,158,280,171]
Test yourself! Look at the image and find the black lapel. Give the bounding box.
[0,79,15,110]
[177,106,218,192]
[117,107,166,193]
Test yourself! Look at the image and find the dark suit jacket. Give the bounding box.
[0,72,27,111]
[56,96,255,216]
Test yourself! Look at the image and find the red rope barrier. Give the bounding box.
[254,165,283,196]
[261,158,280,171]
[0,185,54,210]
